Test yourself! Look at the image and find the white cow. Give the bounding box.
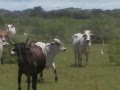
[5,24,16,41]
[35,38,66,82]
[72,30,93,67]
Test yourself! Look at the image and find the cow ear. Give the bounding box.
[91,34,94,38]
[10,41,15,45]
[72,35,78,39]
[83,34,86,37]
[51,42,54,45]
[74,35,78,38]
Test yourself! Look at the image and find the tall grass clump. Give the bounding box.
[108,40,120,65]
[3,46,17,64]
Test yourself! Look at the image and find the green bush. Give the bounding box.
[108,41,120,65]
[3,45,17,64]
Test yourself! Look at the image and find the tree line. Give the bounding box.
[0,6,120,19]
[0,6,120,43]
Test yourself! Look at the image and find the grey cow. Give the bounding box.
[72,30,93,67]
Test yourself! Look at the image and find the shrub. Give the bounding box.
[108,41,120,65]
[3,45,17,64]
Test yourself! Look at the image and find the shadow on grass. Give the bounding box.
[104,63,120,67]
[38,81,56,85]
[69,64,87,68]
[69,62,120,68]
[23,79,55,85]
[86,63,120,68]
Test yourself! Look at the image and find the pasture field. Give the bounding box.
[0,44,120,90]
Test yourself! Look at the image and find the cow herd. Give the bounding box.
[0,24,93,90]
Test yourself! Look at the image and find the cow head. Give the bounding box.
[11,42,25,56]
[10,36,30,55]
[83,30,93,46]
[0,31,9,46]
[5,24,16,35]
[50,38,66,53]
[10,41,31,63]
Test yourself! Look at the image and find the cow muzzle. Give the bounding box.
[61,47,66,52]
[11,50,15,55]
[63,48,66,51]
[11,48,15,55]
[87,40,90,43]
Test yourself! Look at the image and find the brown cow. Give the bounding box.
[0,31,9,45]
[11,41,46,90]
[11,38,66,90]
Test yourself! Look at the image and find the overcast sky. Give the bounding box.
[0,0,120,11]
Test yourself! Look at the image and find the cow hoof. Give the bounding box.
[75,64,77,66]
[18,87,21,90]
[55,77,58,82]
[78,64,81,67]
[38,80,40,83]
[38,78,44,83]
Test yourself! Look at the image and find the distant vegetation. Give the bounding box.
[108,41,120,65]
[0,6,120,43]
[0,6,120,64]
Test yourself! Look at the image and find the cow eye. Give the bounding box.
[91,34,94,38]
[83,34,86,37]
[56,43,61,46]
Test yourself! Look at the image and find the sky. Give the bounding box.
[0,0,120,11]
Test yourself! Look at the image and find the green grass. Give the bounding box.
[0,44,120,90]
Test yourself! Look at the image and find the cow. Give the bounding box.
[0,38,4,64]
[5,24,16,41]
[0,29,11,64]
[35,38,66,82]
[11,38,66,90]
[0,31,9,45]
[72,30,93,67]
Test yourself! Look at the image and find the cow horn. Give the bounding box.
[23,32,29,43]
[24,33,31,44]
[24,33,27,36]
[10,41,15,45]
[25,35,31,44]
[25,36,30,44]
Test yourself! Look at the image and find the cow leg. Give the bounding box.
[18,70,22,90]
[0,59,1,64]
[1,58,3,64]
[32,75,37,90]
[78,52,82,67]
[27,76,31,90]
[74,50,78,66]
[40,71,44,82]
[86,53,89,66]
[0,54,3,64]
[52,62,58,82]
[1,56,4,64]
[38,71,44,83]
